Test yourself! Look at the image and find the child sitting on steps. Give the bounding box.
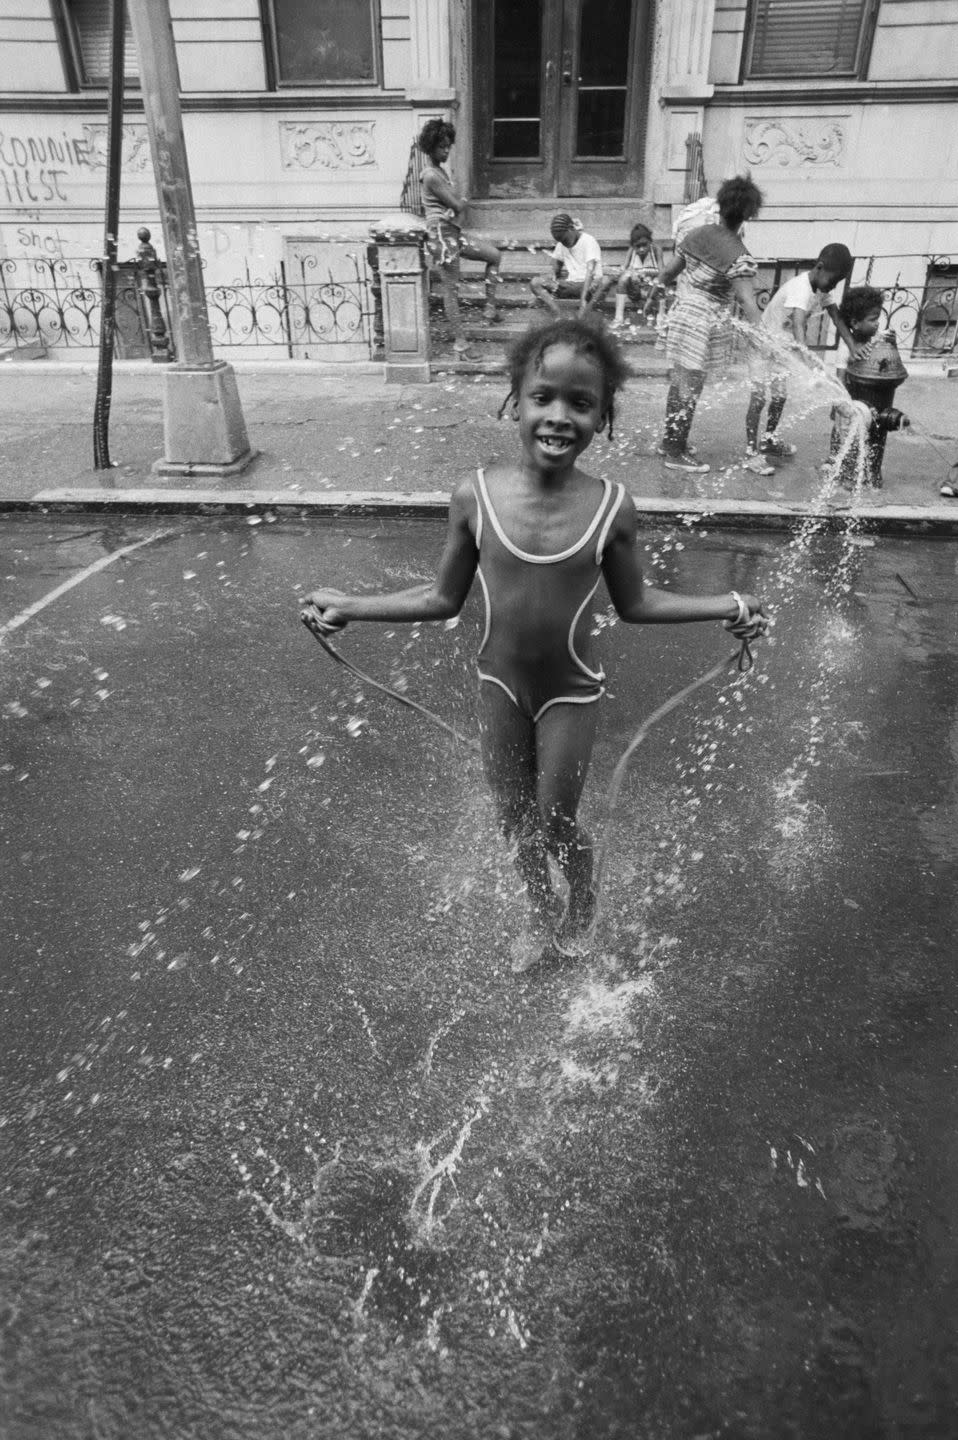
[530,215,605,317]
[602,223,664,331]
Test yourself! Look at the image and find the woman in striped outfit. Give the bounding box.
[656,175,767,475]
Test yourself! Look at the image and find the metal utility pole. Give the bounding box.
[92,0,125,469]
[126,0,254,476]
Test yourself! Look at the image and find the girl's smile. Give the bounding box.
[517,343,606,472]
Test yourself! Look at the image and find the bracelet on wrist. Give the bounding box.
[729,590,749,625]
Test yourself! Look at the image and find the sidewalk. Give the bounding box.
[1,357,956,533]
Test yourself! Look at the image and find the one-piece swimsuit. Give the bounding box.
[472,466,626,722]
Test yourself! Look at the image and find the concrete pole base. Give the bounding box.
[384,360,431,384]
[153,360,257,477]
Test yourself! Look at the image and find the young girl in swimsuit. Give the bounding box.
[304,318,766,971]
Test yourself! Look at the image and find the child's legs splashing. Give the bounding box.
[745,381,767,451]
[664,365,706,455]
[479,688,556,925]
[765,373,788,436]
[534,700,600,921]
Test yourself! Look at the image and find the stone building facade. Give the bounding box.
[1,1,955,353]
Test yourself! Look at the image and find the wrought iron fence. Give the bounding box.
[0,257,139,352]
[749,255,958,358]
[3,248,954,363]
[0,249,378,359]
[856,256,958,359]
[206,252,376,355]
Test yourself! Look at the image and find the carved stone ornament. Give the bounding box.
[82,123,152,172]
[743,117,846,169]
[280,121,376,171]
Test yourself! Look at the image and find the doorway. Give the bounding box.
[472,0,651,199]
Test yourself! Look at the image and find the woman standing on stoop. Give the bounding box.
[418,118,502,361]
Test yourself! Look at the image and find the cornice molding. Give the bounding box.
[706,82,958,107]
[0,92,411,114]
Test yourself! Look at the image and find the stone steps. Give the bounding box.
[427,256,670,376]
[464,199,660,244]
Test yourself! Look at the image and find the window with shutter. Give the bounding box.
[57,0,139,88]
[261,0,380,87]
[743,0,876,80]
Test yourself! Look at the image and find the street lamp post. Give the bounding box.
[126,0,254,476]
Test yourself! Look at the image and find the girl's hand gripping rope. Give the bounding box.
[302,591,347,637]
[723,589,769,672]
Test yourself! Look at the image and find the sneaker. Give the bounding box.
[483,305,503,324]
[453,344,480,361]
[663,451,710,473]
[742,449,775,477]
[760,434,797,457]
[655,440,698,458]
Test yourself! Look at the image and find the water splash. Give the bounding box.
[409,1094,491,1239]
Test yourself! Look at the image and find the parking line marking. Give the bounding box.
[0,529,174,641]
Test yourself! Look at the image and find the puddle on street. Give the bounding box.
[1,515,957,1438]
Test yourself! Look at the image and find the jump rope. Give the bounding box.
[301,603,765,911]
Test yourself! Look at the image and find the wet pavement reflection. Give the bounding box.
[1,513,957,1438]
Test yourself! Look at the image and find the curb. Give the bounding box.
[5,488,958,536]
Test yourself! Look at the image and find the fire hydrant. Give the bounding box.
[830,331,910,489]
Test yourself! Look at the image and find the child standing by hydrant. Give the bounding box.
[829,286,910,489]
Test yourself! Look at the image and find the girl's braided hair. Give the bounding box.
[498,316,631,439]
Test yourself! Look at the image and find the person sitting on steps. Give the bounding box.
[599,223,664,331]
[418,118,502,360]
[530,215,605,318]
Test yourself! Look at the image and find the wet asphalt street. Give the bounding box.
[1,512,957,1439]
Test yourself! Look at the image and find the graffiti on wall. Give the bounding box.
[0,124,151,207]
[0,132,84,204]
[82,124,152,173]
[13,223,70,258]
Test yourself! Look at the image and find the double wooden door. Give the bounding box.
[473,0,651,198]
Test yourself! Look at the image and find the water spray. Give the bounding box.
[592,623,764,900]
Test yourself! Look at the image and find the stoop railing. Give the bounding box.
[684,133,707,204]
[399,139,423,219]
